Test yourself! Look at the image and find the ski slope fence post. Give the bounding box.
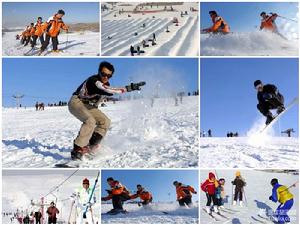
[83,171,100,219]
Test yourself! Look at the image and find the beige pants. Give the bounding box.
[68,95,111,147]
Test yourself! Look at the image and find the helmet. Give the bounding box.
[254,80,262,88]
[260,12,266,17]
[38,17,42,20]
[235,171,241,177]
[271,178,278,186]
[107,177,114,182]
[137,184,142,188]
[82,178,90,185]
[57,9,65,15]
[209,10,217,16]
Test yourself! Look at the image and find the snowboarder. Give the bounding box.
[40,9,69,54]
[130,184,153,206]
[35,101,39,111]
[173,181,197,208]
[101,177,131,214]
[68,61,145,160]
[260,12,278,33]
[231,171,246,206]
[269,178,294,224]
[31,17,45,48]
[254,80,285,125]
[130,45,135,56]
[34,210,42,224]
[75,178,95,224]
[46,202,59,224]
[202,11,230,34]
[216,178,226,209]
[201,172,219,213]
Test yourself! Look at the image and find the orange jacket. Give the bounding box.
[34,21,44,36]
[42,14,68,37]
[102,181,130,201]
[260,14,278,32]
[208,15,230,33]
[23,27,32,37]
[30,27,35,36]
[176,185,197,200]
[131,189,153,201]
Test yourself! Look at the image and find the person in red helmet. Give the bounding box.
[202,10,230,34]
[201,172,218,214]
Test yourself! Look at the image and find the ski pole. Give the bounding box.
[83,171,100,219]
[278,15,298,23]
[279,181,299,193]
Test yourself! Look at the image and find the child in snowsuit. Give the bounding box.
[130,184,153,206]
[173,181,197,208]
[231,171,246,206]
[201,172,219,213]
[216,178,226,209]
[269,178,294,224]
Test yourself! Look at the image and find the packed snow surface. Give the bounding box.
[201,31,298,56]
[2,31,100,56]
[101,2,199,56]
[200,170,299,224]
[2,97,198,168]
[101,203,199,224]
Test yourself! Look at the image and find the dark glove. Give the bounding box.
[269,196,273,201]
[231,181,234,184]
[125,81,146,92]
[101,197,106,201]
[105,189,112,194]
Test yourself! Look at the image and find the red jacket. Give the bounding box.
[201,172,218,195]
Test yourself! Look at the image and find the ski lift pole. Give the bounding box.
[83,171,100,219]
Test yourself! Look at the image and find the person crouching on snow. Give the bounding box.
[40,9,69,53]
[75,178,95,224]
[130,184,153,207]
[173,181,197,208]
[69,61,145,160]
[101,177,131,214]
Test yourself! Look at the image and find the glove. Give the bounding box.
[125,81,146,92]
[105,189,112,194]
[269,196,273,201]
[101,197,106,201]
[194,191,198,194]
[231,181,234,184]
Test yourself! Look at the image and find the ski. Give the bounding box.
[223,207,239,212]
[54,161,80,168]
[202,208,219,221]
[251,216,268,224]
[260,97,299,133]
[219,208,235,214]
[212,211,230,219]
[102,210,128,215]
[257,214,276,223]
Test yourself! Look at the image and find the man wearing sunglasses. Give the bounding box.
[254,80,285,125]
[202,10,230,34]
[69,61,145,160]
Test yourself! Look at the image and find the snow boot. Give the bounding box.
[239,201,243,207]
[88,132,103,155]
[277,105,285,115]
[205,206,211,214]
[213,206,219,213]
[265,114,274,125]
[71,143,89,160]
[233,200,237,206]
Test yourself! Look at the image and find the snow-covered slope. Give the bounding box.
[200,170,299,224]
[2,170,100,224]
[2,31,99,56]
[2,96,198,168]
[200,137,298,168]
[101,203,199,224]
[101,2,199,56]
[200,31,298,56]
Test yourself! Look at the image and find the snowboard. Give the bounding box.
[260,97,298,133]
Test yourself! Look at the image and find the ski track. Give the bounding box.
[200,137,299,168]
[101,203,199,224]
[2,31,100,56]
[200,170,299,224]
[200,31,298,56]
[101,2,199,56]
[2,97,198,168]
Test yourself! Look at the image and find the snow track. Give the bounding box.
[2,97,198,168]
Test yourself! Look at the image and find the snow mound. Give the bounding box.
[2,96,198,168]
[201,31,298,56]
[102,203,199,224]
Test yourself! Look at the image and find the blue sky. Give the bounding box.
[101,170,199,202]
[201,2,298,33]
[2,58,198,107]
[200,58,299,137]
[2,2,99,27]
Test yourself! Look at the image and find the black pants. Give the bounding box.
[35,218,41,224]
[31,35,44,48]
[179,196,192,207]
[141,198,152,206]
[21,37,26,44]
[48,217,57,224]
[257,93,284,116]
[234,189,243,201]
[24,36,31,46]
[41,35,59,51]
[112,194,130,210]
[206,193,218,206]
